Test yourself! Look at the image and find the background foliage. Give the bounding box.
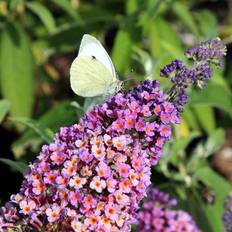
[0,0,232,231]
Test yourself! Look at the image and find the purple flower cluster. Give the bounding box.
[136,187,201,232]
[223,193,232,232]
[185,38,226,67]
[160,38,226,112]
[0,39,226,232]
[0,80,180,231]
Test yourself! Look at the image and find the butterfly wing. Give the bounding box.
[70,55,114,97]
[79,34,117,80]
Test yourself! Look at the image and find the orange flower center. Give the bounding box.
[96,149,102,155]
[37,182,43,190]
[81,141,86,147]
[108,208,115,214]
[121,168,127,174]
[106,140,112,145]
[116,142,123,148]
[72,194,79,201]
[116,123,123,130]
[68,167,74,174]
[55,155,62,163]
[94,140,100,146]
[99,169,105,175]
[134,161,140,167]
[48,175,55,182]
[117,195,122,201]
[146,95,151,100]
[51,212,57,218]
[75,178,81,184]
[90,217,97,224]
[71,158,77,164]
[103,218,110,224]
[161,114,166,120]
[162,128,168,133]
[130,174,136,180]
[155,107,161,113]
[62,178,67,184]
[86,198,92,204]
[123,180,130,188]
[127,119,133,125]
[96,181,101,187]
[24,206,31,212]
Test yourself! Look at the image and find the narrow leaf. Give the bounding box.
[0,99,11,123]
[126,0,138,15]
[204,128,225,157]
[0,23,35,118]
[12,101,79,158]
[182,106,200,131]
[189,82,232,116]
[26,2,56,33]
[10,117,53,144]
[173,2,199,35]
[193,105,215,135]
[0,158,27,174]
[195,10,218,38]
[149,17,182,58]
[112,29,132,74]
[52,0,84,24]
[194,167,232,232]
[181,190,214,232]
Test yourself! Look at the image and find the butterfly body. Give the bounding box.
[70,34,121,97]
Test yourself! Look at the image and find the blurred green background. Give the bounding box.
[0,0,232,231]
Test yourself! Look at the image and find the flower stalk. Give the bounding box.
[0,38,226,232]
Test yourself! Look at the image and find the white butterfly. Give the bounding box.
[70,34,122,97]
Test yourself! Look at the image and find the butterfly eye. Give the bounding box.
[91,56,96,60]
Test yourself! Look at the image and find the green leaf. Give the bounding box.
[189,82,232,116]
[47,24,84,52]
[52,0,84,24]
[194,167,232,232]
[192,105,215,135]
[12,101,80,158]
[173,2,199,36]
[133,46,153,75]
[70,101,85,112]
[37,101,82,130]
[195,10,218,38]
[166,132,199,165]
[9,0,24,12]
[139,0,162,27]
[172,132,199,156]
[0,23,35,118]
[47,7,117,53]
[212,71,229,92]
[204,128,225,157]
[26,2,56,33]
[10,117,53,144]
[149,17,182,58]
[112,29,132,74]
[126,0,138,15]
[152,54,174,81]
[161,40,185,60]
[179,190,214,232]
[0,158,27,174]
[0,99,11,123]
[182,106,200,131]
